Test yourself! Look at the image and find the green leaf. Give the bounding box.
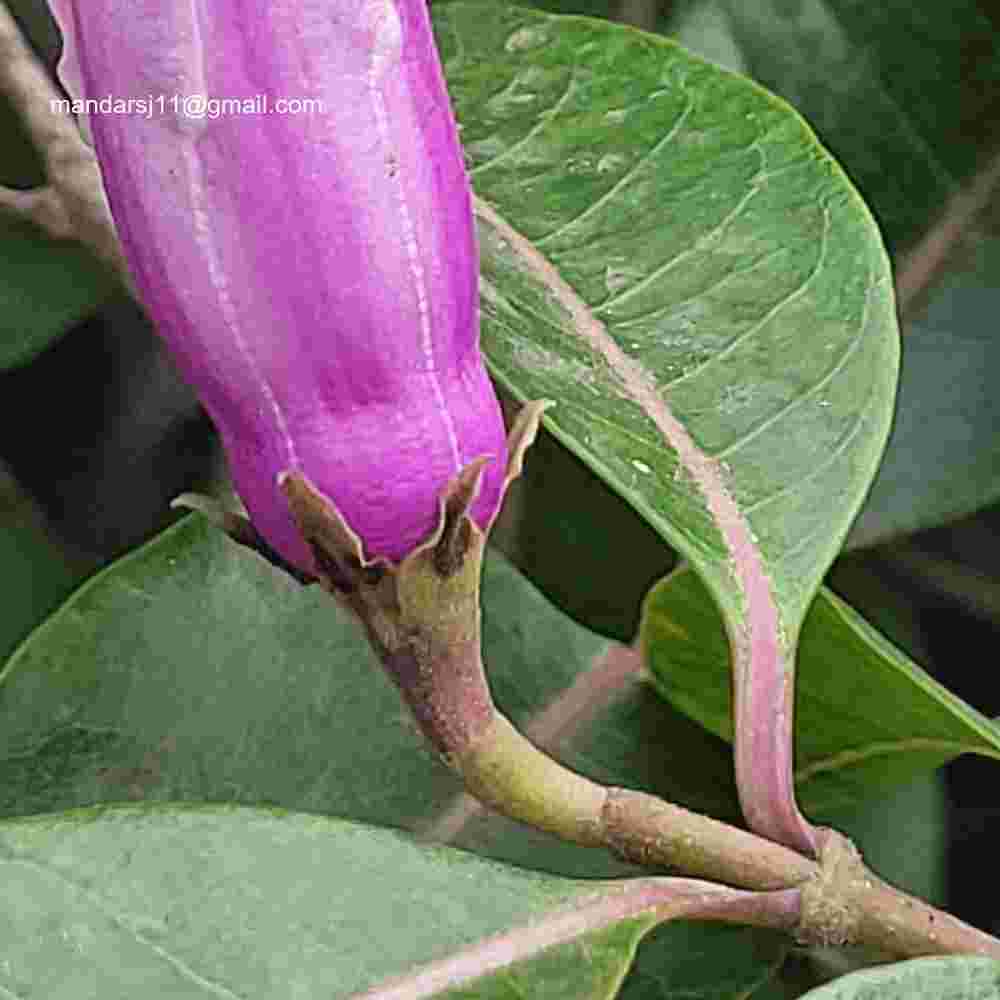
[681,0,1000,254]
[0,216,115,370]
[0,469,86,661]
[641,567,1000,815]
[819,773,947,909]
[798,957,1000,1000]
[0,509,746,860]
[664,3,1000,541]
[0,513,735,839]
[438,1,897,849]
[0,8,116,371]
[618,921,786,1000]
[0,514,461,825]
[0,802,715,998]
[0,97,114,371]
[0,515,786,998]
[440,2,898,642]
[849,237,1000,546]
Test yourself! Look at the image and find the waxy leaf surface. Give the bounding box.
[439,1,897,848]
[0,515,787,998]
[0,512,958,997]
[440,2,898,641]
[800,957,1000,1000]
[2,803,763,999]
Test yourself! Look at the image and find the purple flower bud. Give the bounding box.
[52,0,508,569]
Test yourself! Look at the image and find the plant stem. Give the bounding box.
[4,1,998,968]
[274,431,1000,964]
[455,709,818,891]
[439,678,1000,960]
[399,624,1000,958]
[477,196,818,858]
[358,881,802,999]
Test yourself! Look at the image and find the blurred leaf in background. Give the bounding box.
[669,0,1000,255]
[0,465,86,662]
[0,1,116,371]
[1,4,214,564]
[849,233,1000,547]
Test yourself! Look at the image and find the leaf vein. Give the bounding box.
[740,398,869,516]
[795,738,1000,784]
[665,201,832,392]
[595,169,764,314]
[470,70,578,177]
[713,305,866,459]
[534,93,695,247]
[611,246,789,335]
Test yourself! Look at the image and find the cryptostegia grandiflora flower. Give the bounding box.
[51,0,508,571]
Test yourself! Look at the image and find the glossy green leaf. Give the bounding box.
[0,513,733,844]
[679,0,1000,254]
[0,514,786,998]
[0,803,708,998]
[0,514,477,826]
[641,567,1000,814]
[667,3,1000,542]
[799,957,1000,1000]
[438,1,895,849]
[0,514,949,997]
[440,1,897,649]
[0,508,748,852]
